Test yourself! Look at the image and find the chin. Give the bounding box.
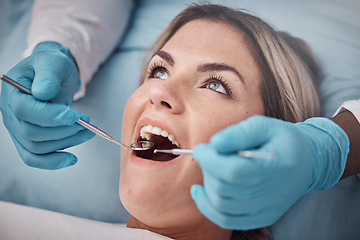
[119,169,203,229]
[121,189,206,230]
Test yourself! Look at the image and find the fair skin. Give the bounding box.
[120,19,265,240]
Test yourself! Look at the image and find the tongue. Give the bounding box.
[135,149,178,162]
[135,135,178,162]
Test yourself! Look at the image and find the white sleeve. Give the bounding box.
[333,99,360,124]
[24,0,134,99]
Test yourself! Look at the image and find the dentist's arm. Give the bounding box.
[191,102,359,230]
[333,106,360,178]
[0,0,133,170]
[24,0,134,98]
[0,41,95,170]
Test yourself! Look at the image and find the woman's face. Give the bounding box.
[120,19,264,231]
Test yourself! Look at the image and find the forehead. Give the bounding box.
[161,19,261,86]
[163,19,247,56]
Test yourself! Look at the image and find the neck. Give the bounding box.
[127,215,233,240]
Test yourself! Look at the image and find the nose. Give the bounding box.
[148,80,184,114]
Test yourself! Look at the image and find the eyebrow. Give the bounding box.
[197,63,245,83]
[153,50,174,66]
[153,50,245,83]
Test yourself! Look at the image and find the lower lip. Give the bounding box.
[129,151,182,166]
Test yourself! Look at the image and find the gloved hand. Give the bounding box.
[191,115,349,230]
[0,41,95,170]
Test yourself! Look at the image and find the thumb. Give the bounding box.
[31,52,79,104]
[210,115,281,153]
[31,68,62,102]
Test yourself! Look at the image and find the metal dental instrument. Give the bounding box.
[0,74,153,151]
[75,120,153,150]
[154,149,275,160]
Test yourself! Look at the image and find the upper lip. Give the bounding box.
[134,118,182,149]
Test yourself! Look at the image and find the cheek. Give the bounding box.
[121,89,145,139]
[188,102,263,145]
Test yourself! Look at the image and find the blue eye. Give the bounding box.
[207,80,227,94]
[153,68,169,80]
[148,62,169,80]
[204,75,232,97]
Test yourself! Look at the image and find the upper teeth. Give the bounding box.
[140,125,179,147]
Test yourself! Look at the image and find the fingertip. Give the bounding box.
[193,144,207,155]
[190,184,202,200]
[65,156,78,168]
[65,111,79,125]
[52,153,78,170]
[75,114,96,138]
[191,185,207,207]
[192,144,214,163]
[209,131,230,150]
[77,112,90,123]
[190,185,232,230]
[57,107,81,125]
[13,136,79,170]
[48,153,78,170]
[209,124,244,152]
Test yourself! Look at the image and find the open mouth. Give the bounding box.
[135,125,180,162]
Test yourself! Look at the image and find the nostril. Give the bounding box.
[161,101,172,109]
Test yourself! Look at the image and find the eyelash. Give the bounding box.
[147,62,168,79]
[204,74,232,97]
[146,62,233,97]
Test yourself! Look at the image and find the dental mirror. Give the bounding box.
[129,140,155,151]
[77,119,154,151]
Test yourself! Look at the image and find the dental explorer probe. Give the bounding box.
[0,74,153,151]
[154,149,275,160]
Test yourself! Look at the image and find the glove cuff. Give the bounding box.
[297,117,349,191]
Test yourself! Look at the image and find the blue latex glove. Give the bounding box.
[191,115,349,230]
[0,41,95,170]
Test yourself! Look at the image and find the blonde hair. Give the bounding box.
[141,3,320,123]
